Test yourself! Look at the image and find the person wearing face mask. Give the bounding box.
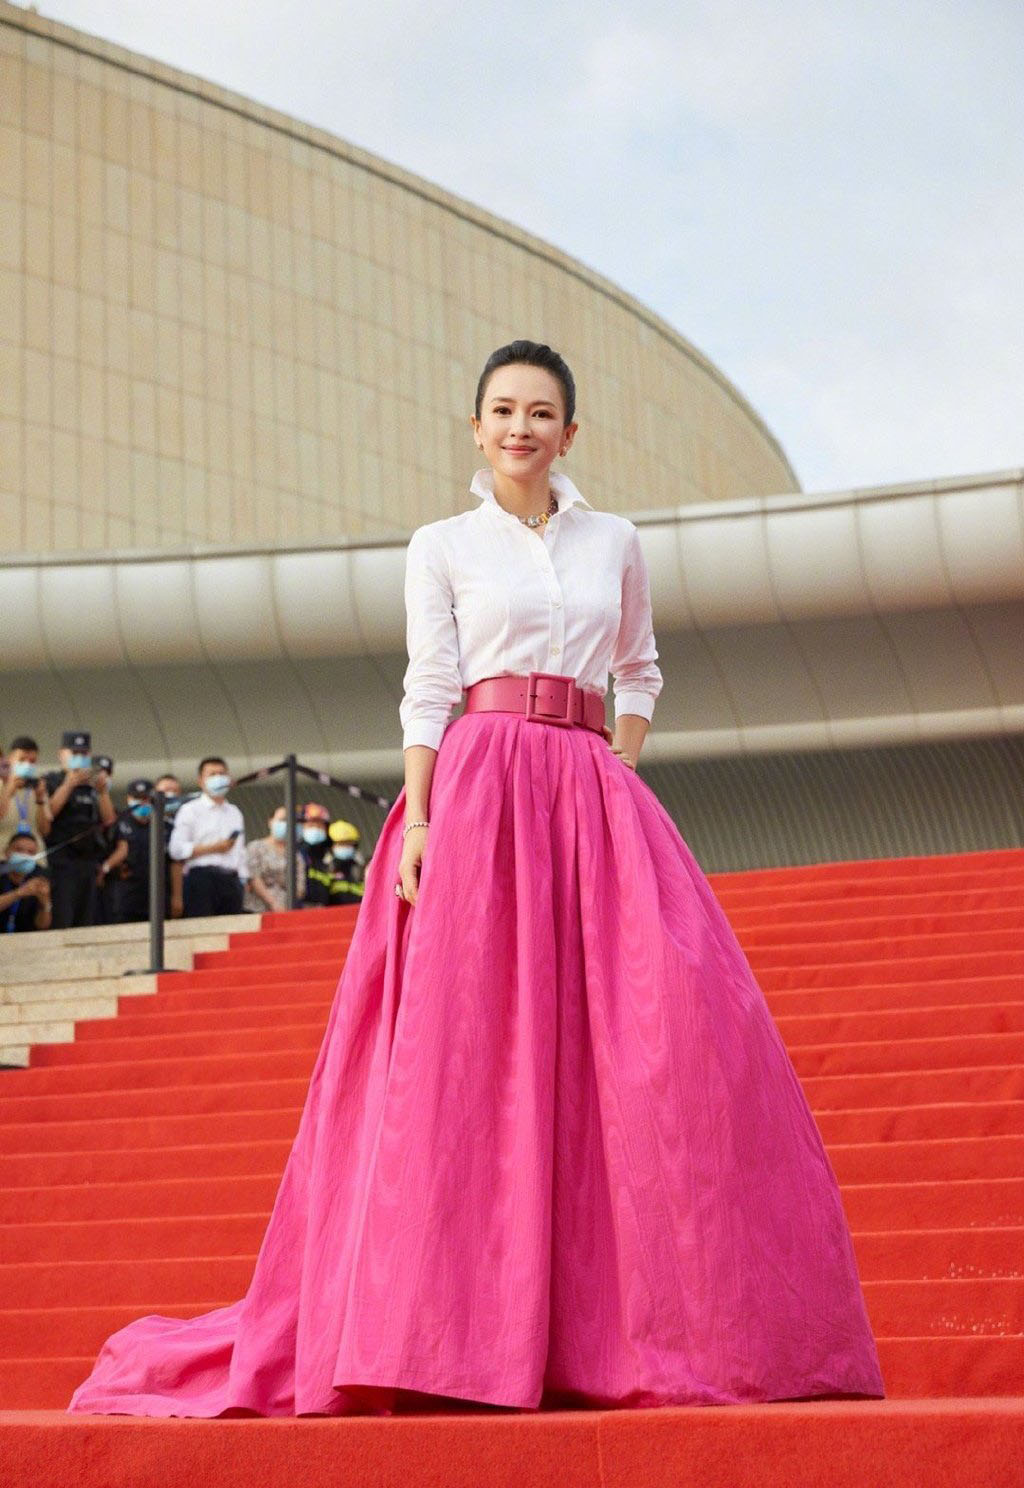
[297,803,335,908]
[100,780,158,924]
[167,757,248,918]
[0,831,52,933]
[243,806,306,914]
[41,730,117,929]
[154,775,187,919]
[326,820,366,906]
[0,736,49,852]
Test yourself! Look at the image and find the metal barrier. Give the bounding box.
[129,756,395,977]
[233,754,394,912]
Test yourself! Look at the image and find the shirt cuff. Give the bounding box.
[613,691,656,722]
[402,719,446,752]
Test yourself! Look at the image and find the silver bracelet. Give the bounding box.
[402,820,429,837]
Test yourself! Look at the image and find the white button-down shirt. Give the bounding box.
[399,469,663,752]
[168,793,248,879]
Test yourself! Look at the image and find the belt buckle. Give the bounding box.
[526,671,576,726]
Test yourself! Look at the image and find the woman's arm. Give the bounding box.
[609,523,662,766]
[249,873,277,911]
[395,524,462,907]
[397,745,437,905]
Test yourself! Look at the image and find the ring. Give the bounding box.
[394,882,404,897]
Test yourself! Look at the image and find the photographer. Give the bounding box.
[0,736,49,847]
[0,831,52,933]
[168,757,248,917]
[41,731,116,929]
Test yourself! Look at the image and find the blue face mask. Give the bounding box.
[69,754,91,771]
[161,795,181,815]
[204,773,231,797]
[6,852,37,876]
[332,845,356,861]
[13,761,38,781]
[270,819,289,841]
[130,802,152,821]
[302,826,327,846]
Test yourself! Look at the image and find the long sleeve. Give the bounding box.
[167,801,196,862]
[399,524,464,752]
[610,524,663,722]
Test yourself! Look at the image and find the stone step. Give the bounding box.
[0,938,230,985]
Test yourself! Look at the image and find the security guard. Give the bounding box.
[102,779,156,923]
[327,820,366,905]
[42,730,117,928]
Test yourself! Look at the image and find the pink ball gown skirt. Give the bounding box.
[68,710,885,1416]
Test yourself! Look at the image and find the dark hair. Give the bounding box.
[475,340,576,424]
[7,736,38,753]
[198,756,228,775]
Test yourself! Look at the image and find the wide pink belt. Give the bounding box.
[463,672,606,733]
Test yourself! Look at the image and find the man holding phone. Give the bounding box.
[41,730,117,929]
[167,756,248,917]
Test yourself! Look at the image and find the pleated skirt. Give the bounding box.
[68,708,885,1416]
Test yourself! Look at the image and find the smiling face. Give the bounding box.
[470,363,578,487]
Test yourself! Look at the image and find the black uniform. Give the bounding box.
[43,771,105,929]
[327,850,366,906]
[0,867,46,933]
[299,843,366,907]
[299,842,334,907]
[107,815,152,923]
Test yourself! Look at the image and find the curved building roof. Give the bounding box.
[0,0,796,556]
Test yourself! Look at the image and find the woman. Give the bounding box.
[243,806,306,914]
[68,340,884,1417]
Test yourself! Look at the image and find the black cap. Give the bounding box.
[127,778,154,798]
[61,730,90,751]
[95,754,114,774]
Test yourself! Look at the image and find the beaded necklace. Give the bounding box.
[518,491,559,528]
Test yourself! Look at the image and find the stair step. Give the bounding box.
[734,906,1024,945]
[29,1022,328,1067]
[3,847,1023,1412]
[746,929,1024,969]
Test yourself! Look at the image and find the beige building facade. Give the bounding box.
[0,0,797,557]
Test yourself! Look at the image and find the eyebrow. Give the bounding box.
[487,395,558,409]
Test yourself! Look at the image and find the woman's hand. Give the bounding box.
[397,824,428,906]
[601,723,636,771]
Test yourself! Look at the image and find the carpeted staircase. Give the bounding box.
[1,847,1022,1486]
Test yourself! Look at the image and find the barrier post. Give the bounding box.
[284,753,298,911]
[147,789,166,973]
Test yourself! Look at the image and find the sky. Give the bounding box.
[31,0,1024,494]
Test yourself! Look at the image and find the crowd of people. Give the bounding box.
[0,731,367,935]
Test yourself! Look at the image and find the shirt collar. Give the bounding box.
[469,468,593,520]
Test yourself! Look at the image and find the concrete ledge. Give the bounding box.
[0,915,260,1066]
[0,976,156,1009]
[1,938,231,985]
[12,915,260,950]
[0,997,119,1028]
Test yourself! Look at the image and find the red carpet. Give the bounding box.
[1,846,1022,1485]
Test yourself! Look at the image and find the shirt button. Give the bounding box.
[551,646,561,655]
